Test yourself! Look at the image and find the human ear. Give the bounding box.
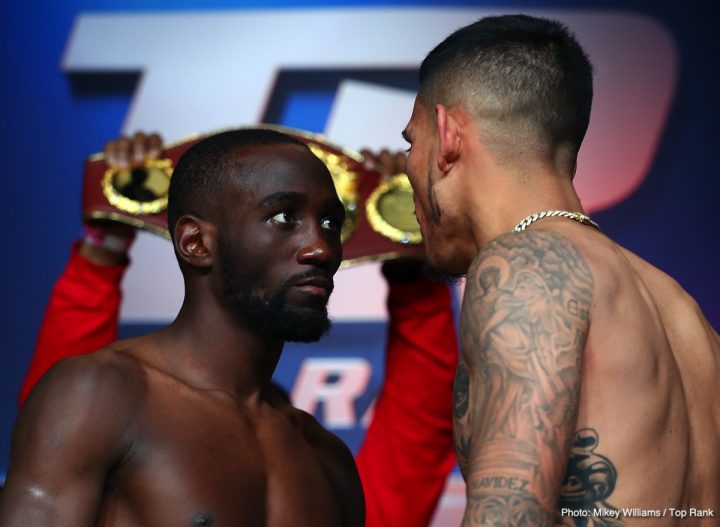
[174,215,215,269]
[435,104,461,174]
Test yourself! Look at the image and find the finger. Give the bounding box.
[393,152,407,175]
[359,148,376,171]
[115,136,131,169]
[132,131,147,166]
[377,149,394,176]
[104,140,118,167]
[147,133,163,159]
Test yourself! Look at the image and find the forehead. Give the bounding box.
[231,143,337,198]
[406,98,431,135]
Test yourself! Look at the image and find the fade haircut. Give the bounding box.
[167,128,309,237]
[418,14,593,161]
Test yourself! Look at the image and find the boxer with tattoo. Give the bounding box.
[0,129,364,526]
[402,14,720,526]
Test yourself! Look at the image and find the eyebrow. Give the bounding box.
[257,191,306,209]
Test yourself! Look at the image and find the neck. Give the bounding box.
[465,158,584,249]
[157,288,284,403]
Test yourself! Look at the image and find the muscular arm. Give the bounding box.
[1,354,138,526]
[457,231,593,526]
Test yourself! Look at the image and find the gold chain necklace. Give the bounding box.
[513,210,600,233]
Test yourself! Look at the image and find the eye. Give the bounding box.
[321,216,341,232]
[269,211,296,225]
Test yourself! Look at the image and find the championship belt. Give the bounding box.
[83,124,424,266]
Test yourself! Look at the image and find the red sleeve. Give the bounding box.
[18,242,127,406]
[357,276,458,527]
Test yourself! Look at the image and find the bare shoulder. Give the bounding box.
[604,243,720,355]
[292,407,356,468]
[462,227,595,397]
[620,245,710,312]
[464,229,594,329]
[17,345,149,456]
[266,387,356,470]
[289,407,365,526]
[291,407,360,484]
[25,345,148,411]
[1,346,149,520]
[470,228,593,279]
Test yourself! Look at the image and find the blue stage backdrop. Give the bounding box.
[1,1,718,512]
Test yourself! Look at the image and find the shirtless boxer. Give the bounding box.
[0,129,364,526]
[402,14,720,526]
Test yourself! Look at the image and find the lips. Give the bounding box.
[293,274,334,297]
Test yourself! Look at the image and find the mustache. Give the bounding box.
[288,269,335,294]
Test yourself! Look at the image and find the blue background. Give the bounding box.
[1,0,718,476]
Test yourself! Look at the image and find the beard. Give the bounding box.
[423,260,465,285]
[420,170,465,283]
[426,168,442,224]
[219,243,331,343]
[418,164,481,280]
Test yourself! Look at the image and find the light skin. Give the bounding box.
[0,143,364,527]
[403,97,720,526]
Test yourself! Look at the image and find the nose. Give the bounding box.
[297,224,341,270]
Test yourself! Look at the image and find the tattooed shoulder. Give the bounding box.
[461,230,594,357]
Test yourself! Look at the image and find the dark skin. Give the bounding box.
[0,143,364,527]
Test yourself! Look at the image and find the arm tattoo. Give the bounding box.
[454,363,472,465]
[465,490,553,526]
[457,231,594,524]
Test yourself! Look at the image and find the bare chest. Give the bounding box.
[99,393,344,527]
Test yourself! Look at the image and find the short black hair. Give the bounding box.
[167,128,308,236]
[419,14,593,157]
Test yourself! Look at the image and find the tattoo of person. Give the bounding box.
[557,428,622,526]
[458,230,594,518]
